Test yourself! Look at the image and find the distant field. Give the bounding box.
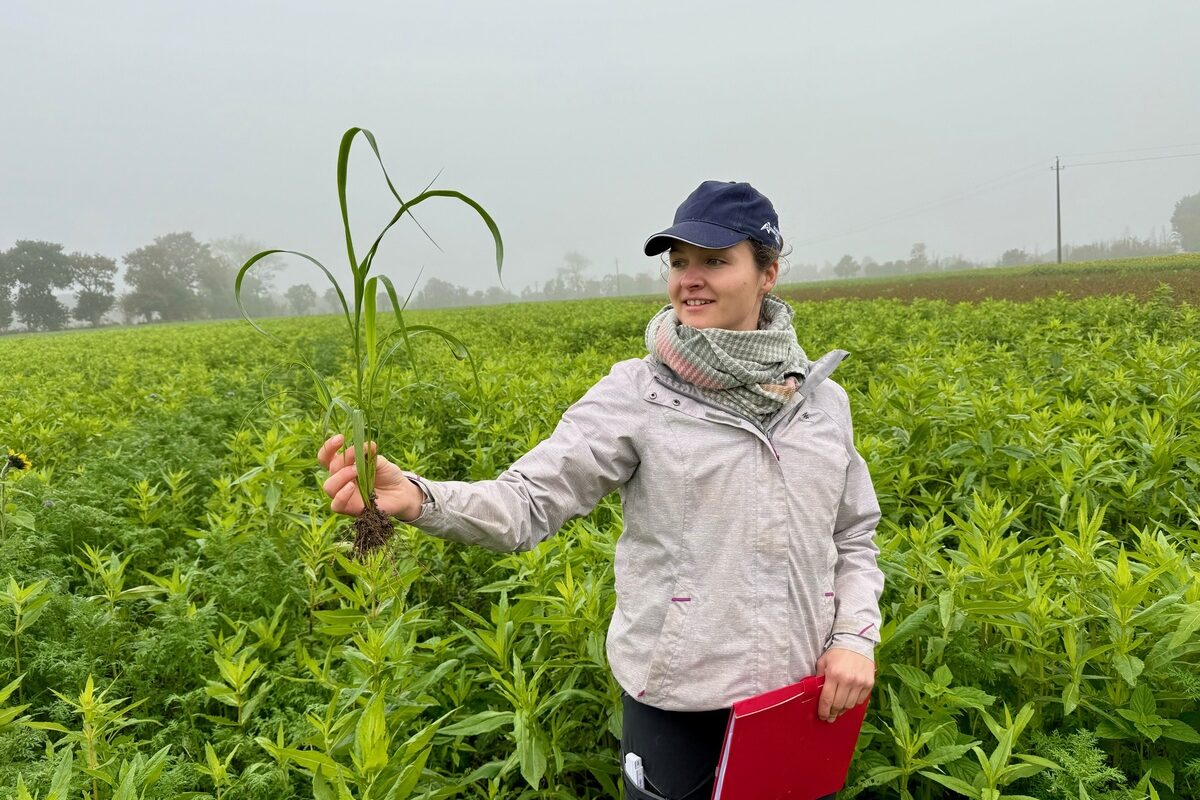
[777,253,1200,304]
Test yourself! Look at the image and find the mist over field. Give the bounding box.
[2,0,1199,311]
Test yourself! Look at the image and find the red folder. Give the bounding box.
[711,675,868,800]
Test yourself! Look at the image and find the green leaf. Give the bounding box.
[1062,680,1080,715]
[891,664,929,693]
[47,745,74,799]
[919,770,980,797]
[364,275,379,380]
[1111,652,1144,686]
[264,745,342,775]
[353,693,391,774]
[1159,718,1200,743]
[1129,685,1157,719]
[439,709,513,737]
[204,682,239,707]
[235,249,351,342]
[998,762,1056,782]
[930,664,953,688]
[513,711,546,789]
[1146,757,1174,790]
[878,602,937,658]
[1169,601,1200,649]
[1095,719,1133,739]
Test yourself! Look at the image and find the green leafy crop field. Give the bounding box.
[1,292,1198,799]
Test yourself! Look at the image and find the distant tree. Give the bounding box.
[207,235,282,319]
[941,255,977,272]
[1170,192,1200,251]
[833,254,860,279]
[70,252,118,326]
[482,285,517,305]
[999,249,1029,267]
[1063,236,1175,262]
[284,283,317,316]
[122,232,217,322]
[558,251,591,295]
[415,277,469,308]
[0,249,13,330]
[907,243,929,274]
[320,286,343,314]
[7,240,75,331]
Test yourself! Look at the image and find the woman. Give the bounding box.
[318,181,883,800]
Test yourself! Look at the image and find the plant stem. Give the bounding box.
[13,624,21,701]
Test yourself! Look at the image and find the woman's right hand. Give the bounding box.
[317,434,425,522]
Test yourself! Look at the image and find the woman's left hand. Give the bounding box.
[814,648,875,723]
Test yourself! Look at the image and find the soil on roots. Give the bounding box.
[352,493,395,559]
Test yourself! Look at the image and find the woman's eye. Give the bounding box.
[670,261,686,269]
[706,258,725,267]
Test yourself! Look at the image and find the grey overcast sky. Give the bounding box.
[3,1,1199,292]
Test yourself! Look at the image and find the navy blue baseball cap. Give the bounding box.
[643,180,782,256]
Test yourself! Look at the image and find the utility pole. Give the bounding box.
[614,257,622,296]
[1052,156,1063,264]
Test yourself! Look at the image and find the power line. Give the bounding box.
[790,145,1199,251]
[1059,142,1200,159]
[1064,151,1200,168]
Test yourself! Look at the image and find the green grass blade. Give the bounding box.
[338,127,438,285]
[236,249,352,340]
[374,274,418,382]
[349,407,371,505]
[401,324,484,416]
[357,189,504,288]
[336,128,362,276]
[364,276,379,383]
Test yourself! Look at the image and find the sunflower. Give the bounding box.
[5,449,31,472]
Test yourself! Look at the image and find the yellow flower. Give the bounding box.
[5,449,31,471]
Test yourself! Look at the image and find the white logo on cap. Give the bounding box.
[760,221,781,245]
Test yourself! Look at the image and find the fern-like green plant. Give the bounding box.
[235,126,502,557]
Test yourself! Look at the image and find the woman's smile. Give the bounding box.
[667,241,777,331]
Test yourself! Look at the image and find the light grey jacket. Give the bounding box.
[406,351,884,711]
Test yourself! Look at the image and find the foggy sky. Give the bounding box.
[3,1,1199,294]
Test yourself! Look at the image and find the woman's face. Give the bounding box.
[667,241,779,331]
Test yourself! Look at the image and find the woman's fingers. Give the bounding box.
[318,437,380,473]
[317,434,345,470]
[318,437,386,518]
[323,464,358,501]
[332,476,362,515]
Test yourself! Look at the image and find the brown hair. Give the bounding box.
[749,237,789,271]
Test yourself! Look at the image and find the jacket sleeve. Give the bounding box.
[401,362,642,552]
[827,393,885,661]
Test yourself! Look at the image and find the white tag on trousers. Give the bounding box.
[624,752,645,789]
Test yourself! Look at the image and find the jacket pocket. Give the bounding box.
[820,581,837,649]
[642,592,692,698]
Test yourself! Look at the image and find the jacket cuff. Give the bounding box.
[827,632,876,661]
[401,472,437,525]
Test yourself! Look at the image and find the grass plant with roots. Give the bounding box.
[235,127,502,558]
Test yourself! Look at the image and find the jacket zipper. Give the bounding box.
[650,373,804,461]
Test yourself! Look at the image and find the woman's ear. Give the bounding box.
[761,261,779,294]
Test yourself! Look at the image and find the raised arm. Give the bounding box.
[401,360,643,552]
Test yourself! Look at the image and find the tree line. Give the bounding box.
[413,190,1200,306]
[825,190,1200,279]
[5,192,1197,324]
[0,233,334,333]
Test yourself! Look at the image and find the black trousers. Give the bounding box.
[620,693,838,800]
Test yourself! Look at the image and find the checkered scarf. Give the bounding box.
[645,294,809,424]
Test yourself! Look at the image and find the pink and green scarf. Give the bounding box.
[645,294,809,424]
